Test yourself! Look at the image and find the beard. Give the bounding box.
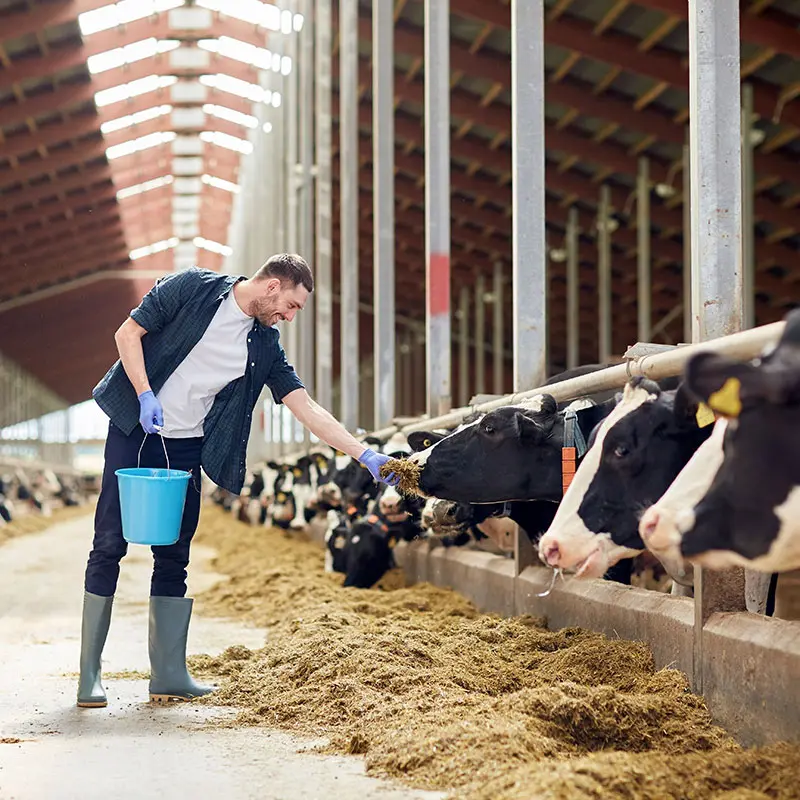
[251,297,285,327]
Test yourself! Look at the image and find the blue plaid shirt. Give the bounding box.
[92,267,304,494]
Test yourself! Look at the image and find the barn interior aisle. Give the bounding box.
[0,513,443,800]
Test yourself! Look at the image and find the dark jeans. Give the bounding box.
[85,422,203,598]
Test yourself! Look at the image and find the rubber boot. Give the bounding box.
[77,591,114,708]
[148,596,215,704]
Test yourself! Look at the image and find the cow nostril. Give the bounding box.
[640,509,660,541]
[543,543,560,566]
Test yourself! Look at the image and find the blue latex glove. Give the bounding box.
[138,390,164,435]
[358,449,399,486]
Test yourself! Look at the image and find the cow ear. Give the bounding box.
[684,352,765,417]
[515,411,545,441]
[672,382,701,428]
[267,461,280,470]
[408,431,442,452]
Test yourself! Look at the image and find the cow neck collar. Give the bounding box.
[561,406,589,495]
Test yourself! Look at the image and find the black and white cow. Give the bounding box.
[537,378,712,581]
[408,395,616,505]
[640,310,800,575]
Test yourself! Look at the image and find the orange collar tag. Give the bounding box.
[562,446,577,495]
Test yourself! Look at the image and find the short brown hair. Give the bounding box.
[253,253,314,292]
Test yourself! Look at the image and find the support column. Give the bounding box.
[637,156,651,343]
[315,0,333,410]
[741,82,755,330]
[493,262,504,395]
[373,0,395,428]
[299,0,315,403]
[597,184,612,362]
[458,285,469,407]
[339,0,359,430]
[424,0,451,417]
[566,207,579,369]
[475,273,486,395]
[689,0,743,342]
[688,0,746,694]
[511,0,546,391]
[683,138,692,343]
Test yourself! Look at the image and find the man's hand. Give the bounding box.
[138,390,164,434]
[358,449,399,487]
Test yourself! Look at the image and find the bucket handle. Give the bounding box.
[137,426,170,476]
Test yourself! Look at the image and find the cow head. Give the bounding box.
[408,396,612,504]
[538,378,712,578]
[639,309,800,574]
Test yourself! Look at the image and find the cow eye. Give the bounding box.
[483,424,495,435]
[613,444,629,458]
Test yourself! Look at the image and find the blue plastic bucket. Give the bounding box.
[115,467,191,546]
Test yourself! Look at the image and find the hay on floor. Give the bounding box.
[191,507,800,799]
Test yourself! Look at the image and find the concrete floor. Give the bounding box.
[0,514,444,800]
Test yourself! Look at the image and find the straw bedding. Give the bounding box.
[191,506,800,799]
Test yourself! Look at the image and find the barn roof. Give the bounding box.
[0,0,798,405]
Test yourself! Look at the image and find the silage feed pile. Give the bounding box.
[192,506,800,799]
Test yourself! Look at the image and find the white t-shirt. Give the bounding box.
[157,289,254,438]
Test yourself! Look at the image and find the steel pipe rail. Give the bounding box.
[365,319,785,441]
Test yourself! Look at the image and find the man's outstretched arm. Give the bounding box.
[282,389,397,485]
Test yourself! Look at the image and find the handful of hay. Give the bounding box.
[380,458,422,494]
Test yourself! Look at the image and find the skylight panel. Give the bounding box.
[129,237,180,260]
[202,103,257,129]
[194,236,232,256]
[94,75,177,107]
[199,130,253,155]
[193,0,301,34]
[201,174,240,193]
[101,104,172,134]
[106,130,177,160]
[116,175,174,199]
[79,0,185,37]
[197,37,289,74]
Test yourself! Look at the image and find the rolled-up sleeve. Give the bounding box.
[130,268,196,333]
[266,343,305,404]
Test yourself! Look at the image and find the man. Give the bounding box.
[79,254,397,709]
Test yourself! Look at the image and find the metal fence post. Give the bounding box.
[741,82,755,330]
[511,0,546,391]
[637,156,651,343]
[688,0,747,695]
[458,285,469,407]
[424,0,451,416]
[299,0,315,404]
[340,0,359,430]
[373,0,395,429]
[493,261,505,395]
[475,273,486,395]
[315,0,333,410]
[598,184,612,362]
[566,207,579,369]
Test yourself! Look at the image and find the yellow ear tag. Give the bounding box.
[707,377,743,418]
[277,492,286,502]
[695,402,716,428]
[293,468,302,477]
[423,439,431,448]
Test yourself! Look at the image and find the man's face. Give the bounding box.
[252,279,309,327]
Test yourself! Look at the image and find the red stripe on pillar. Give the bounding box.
[428,253,450,316]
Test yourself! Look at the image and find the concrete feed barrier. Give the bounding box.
[393,539,800,747]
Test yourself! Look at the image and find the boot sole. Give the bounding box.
[77,700,108,708]
[149,693,193,704]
